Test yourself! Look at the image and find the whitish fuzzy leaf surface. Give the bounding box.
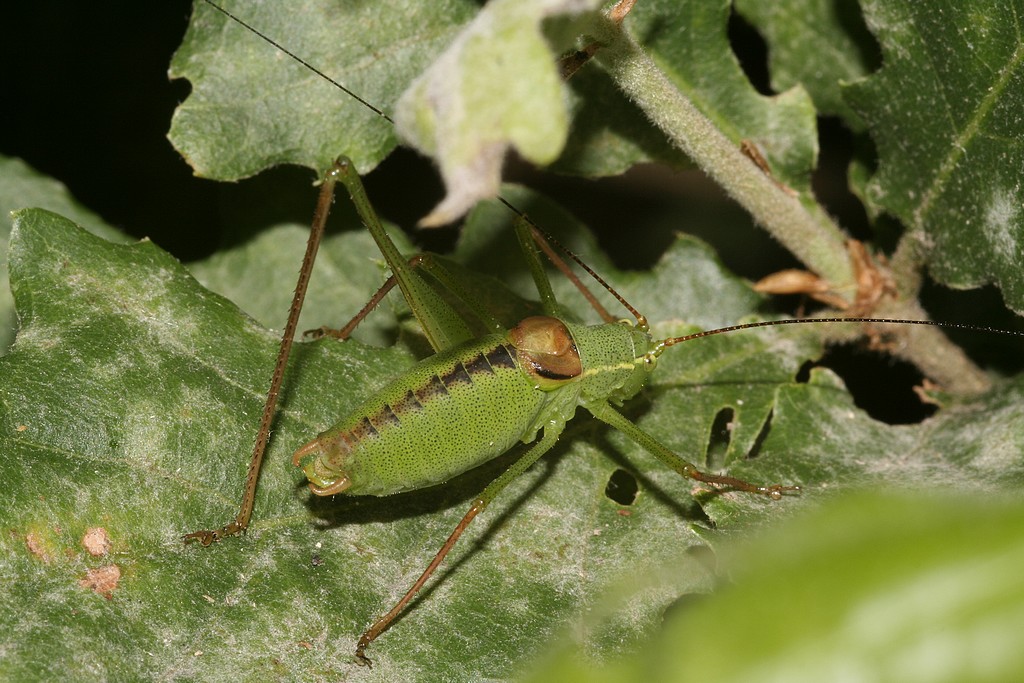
[393,0,602,225]
[844,0,1024,313]
[4,198,1023,680]
[0,155,127,352]
[0,204,780,680]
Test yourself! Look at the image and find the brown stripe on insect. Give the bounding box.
[370,403,401,429]
[439,364,473,388]
[390,389,424,417]
[414,375,449,404]
[463,353,495,377]
[485,343,517,370]
[350,416,378,441]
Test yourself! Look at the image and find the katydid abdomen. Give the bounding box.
[294,319,584,497]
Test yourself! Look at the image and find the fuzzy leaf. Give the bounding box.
[0,156,127,352]
[844,0,1024,313]
[168,0,478,179]
[0,205,784,680]
[734,0,878,126]
[393,0,602,225]
[3,199,1022,680]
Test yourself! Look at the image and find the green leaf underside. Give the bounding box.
[624,0,819,193]
[167,0,823,188]
[168,0,684,186]
[844,0,1024,313]
[0,156,128,352]
[4,204,1024,681]
[392,0,603,224]
[734,0,877,125]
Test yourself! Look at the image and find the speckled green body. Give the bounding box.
[303,319,654,497]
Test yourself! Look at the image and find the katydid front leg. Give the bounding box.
[586,400,800,499]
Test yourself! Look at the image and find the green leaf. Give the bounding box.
[0,205,771,680]
[0,156,128,353]
[7,2,1024,679]
[843,0,1024,313]
[393,0,602,225]
[524,490,1024,682]
[734,0,878,126]
[4,198,1021,679]
[168,0,479,179]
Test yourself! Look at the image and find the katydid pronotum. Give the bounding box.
[180,0,1024,667]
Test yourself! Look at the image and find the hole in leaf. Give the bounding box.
[605,468,639,506]
[746,409,773,461]
[727,11,771,95]
[705,408,735,470]
[813,118,873,241]
[919,281,1024,375]
[813,346,936,425]
[795,360,814,384]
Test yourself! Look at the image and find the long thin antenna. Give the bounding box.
[201,0,392,121]
[657,316,1024,352]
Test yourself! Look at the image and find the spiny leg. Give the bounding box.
[304,254,428,341]
[586,400,799,499]
[307,250,507,342]
[184,162,345,545]
[514,219,649,329]
[355,426,563,667]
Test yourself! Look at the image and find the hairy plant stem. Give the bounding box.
[591,16,852,288]
[591,14,990,394]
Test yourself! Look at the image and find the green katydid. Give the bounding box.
[179,0,1024,667]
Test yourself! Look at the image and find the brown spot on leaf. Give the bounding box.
[25,531,51,563]
[79,564,121,599]
[82,527,112,557]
